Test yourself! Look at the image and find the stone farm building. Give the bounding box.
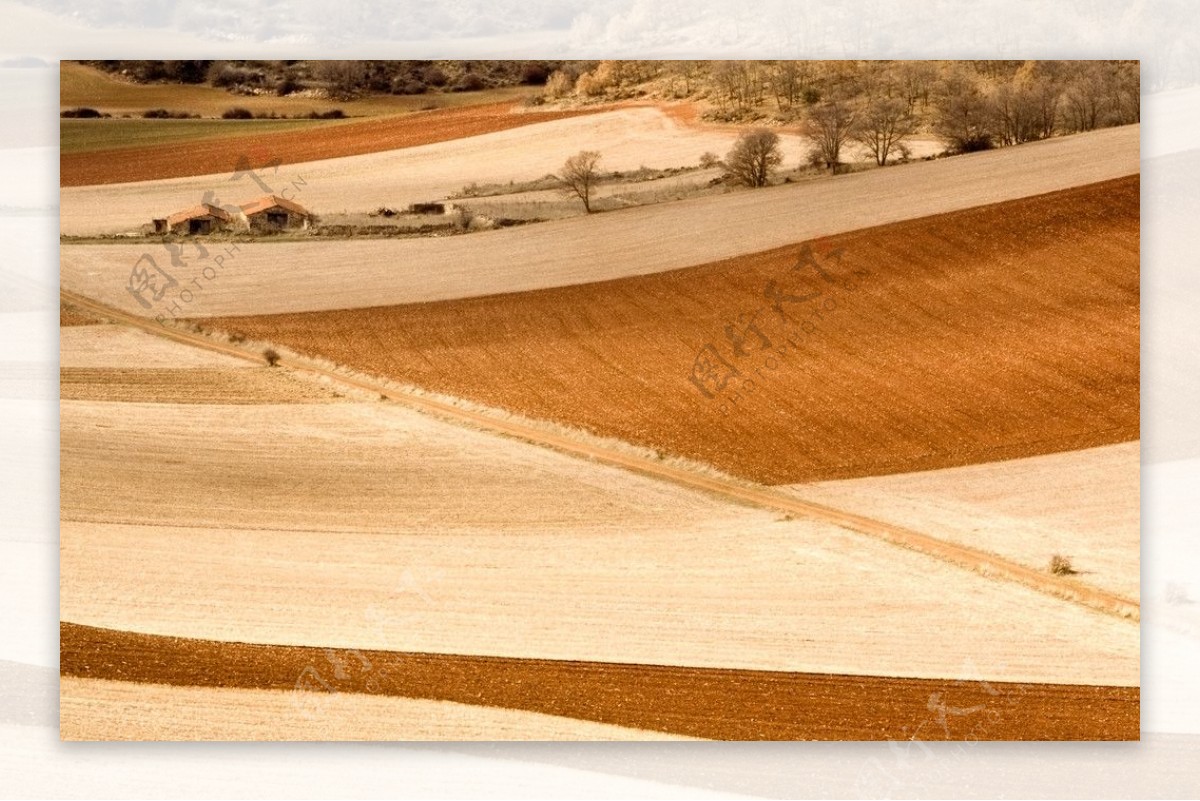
[151,195,313,235]
[241,195,314,232]
[153,203,233,236]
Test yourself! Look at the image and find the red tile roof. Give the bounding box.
[165,203,233,228]
[240,195,312,218]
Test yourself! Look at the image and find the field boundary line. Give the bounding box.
[61,289,1141,623]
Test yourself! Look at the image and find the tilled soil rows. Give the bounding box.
[61,623,1139,740]
[61,103,604,187]
[210,177,1140,484]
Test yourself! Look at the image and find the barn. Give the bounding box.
[156,203,233,235]
[241,195,314,232]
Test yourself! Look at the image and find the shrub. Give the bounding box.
[263,348,280,366]
[544,70,574,100]
[454,73,485,92]
[276,76,301,96]
[222,107,253,120]
[143,109,197,119]
[520,62,550,85]
[699,151,722,169]
[422,66,448,87]
[305,109,345,119]
[725,128,783,188]
[1049,554,1076,576]
[61,107,101,118]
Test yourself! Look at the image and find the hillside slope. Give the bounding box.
[210,177,1139,484]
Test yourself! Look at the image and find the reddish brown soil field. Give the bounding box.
[211,177,1139,485]
[60,623,1138,740]
[60,103,604,187]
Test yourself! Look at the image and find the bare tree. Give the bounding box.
[725,128,782,188]
[989,81,1040,146]
[314,60,365,98]
[768,60,810,112]
[558,151,602,213]
[855,96,915,165]
[896,61,939,114]
[711,61,764,116]
[934,68,994,153]
[808,98,858,171]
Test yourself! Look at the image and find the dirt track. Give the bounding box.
[60,103,604,187]
[61,284,1140,627]
[59,622,1139,740]
[210,178,1139,489]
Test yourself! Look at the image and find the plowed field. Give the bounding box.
[209,177,1139,484]
[61,103,603,187]
[60,623,1140,740]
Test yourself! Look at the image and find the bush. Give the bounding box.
[305,109,345,119]
[521,62,550,85]
[422,66,448,87]
[222,107,254,120]
[454,73,486,92]
[61,107,102,118]
[699,151,722,169]
[544,70,574,100]
[143,108,197,119]
[263,348,280,366]
[1049,554,1076,576]
[276,76,301,96]
[725,128,783,188]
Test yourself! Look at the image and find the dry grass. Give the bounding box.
[208,178,1139,485]
[1051,554,1078,576]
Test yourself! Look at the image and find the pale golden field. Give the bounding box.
[787,443,1141,602]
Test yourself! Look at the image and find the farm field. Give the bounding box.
[58,124,1139,304]
[60,627,1138,741]
[60,117,337,154]
[59,106,799,235]
[60,677,689,741]
[60,61,539,120]
[60,385,1137,685]
[61,101,605,187]
[59,324,245,367]
[206,177,1139,485]
[60,367,345,404]
[58,62,1142,742]
[785,443,1140,602]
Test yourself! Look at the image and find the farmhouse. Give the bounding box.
[155,203,233,235]
[241,195,313,232]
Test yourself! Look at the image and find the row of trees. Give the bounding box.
[545,60,1139,160]
[84,60,561,98]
